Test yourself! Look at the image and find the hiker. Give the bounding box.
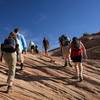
[68,37,87,81]
[29,40,35,53]
[2,32,17,93]
[42,37,54,62]
[43,37,49,56]
[0,45,3,62]
[14,28,27,70]
[34,45,39,54]
[59,35,72,67]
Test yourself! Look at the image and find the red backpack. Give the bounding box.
[71,42,83,58]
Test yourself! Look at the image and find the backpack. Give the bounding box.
[71,41,83,58]
[59,35,70,46]
[1,38,16,53]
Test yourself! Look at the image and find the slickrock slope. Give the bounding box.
[0,53,100,100]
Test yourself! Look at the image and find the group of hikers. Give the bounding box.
[0,28,87,93]
[58,35,87,82]
[28,40,39,54]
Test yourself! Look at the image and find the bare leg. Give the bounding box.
[78,63,83,81]
[68,55,72,67]
[44,48,48,56]
[0,52,3,62]
[74,63,79,78]
[64,57,67,67]
[31,49,33,54]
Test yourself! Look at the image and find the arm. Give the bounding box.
[21,35,27,52]
[80,41,87,59]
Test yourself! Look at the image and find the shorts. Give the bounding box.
[61,46,69,58]
[71,56,82,62]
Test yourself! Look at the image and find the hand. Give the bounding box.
[22,49,27,54]
[16,44,19,48]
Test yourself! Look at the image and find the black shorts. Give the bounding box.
[71,56,82,62]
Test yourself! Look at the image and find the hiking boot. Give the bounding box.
[76,76,83,82]
[79,76,83,82]
[68,63,72,67]
[20,63,24,70]
[6,80,13,93]
[64,61,67,67]
[71,76,78,79]
[6,86,12,93]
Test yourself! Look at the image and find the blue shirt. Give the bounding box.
[16,32,27,53]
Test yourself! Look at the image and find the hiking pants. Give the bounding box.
[3,52,16,84]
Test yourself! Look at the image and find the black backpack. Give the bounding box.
[1,38,16,53]
[59,35,70,46]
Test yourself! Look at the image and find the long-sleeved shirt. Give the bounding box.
[16,32,27,53]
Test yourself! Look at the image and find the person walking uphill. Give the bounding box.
[42,37,54,62]
[14,28,27,70]
[2,32,18,93]
[68,37,87,82]
[29,40,35,54]
[59,35,72,67]
[43,37,49,56]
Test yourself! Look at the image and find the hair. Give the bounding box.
[8,32,13,38]
[71,37,80,48]
[8,32,16,39]
[72,36,77,41]
[14,28,19,33]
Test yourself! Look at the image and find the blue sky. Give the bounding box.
[0,0,100,50]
